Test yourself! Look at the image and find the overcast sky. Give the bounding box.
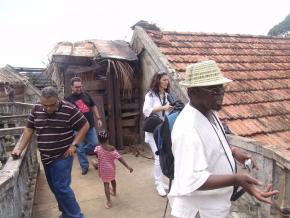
[0,0,289,68]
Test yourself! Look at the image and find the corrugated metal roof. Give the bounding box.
[52,39,137,63]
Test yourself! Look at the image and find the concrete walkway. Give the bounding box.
[32,148,172,218]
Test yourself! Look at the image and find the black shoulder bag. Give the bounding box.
[143,92,166,133]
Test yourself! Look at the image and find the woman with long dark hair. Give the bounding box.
[143,72,173,196]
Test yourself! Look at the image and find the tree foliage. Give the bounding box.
[268,13,290,36]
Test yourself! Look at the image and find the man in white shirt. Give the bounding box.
[168,60,278,218]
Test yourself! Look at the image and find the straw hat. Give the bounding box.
[180,60,232,87]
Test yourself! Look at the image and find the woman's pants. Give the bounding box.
[145,132,163,186]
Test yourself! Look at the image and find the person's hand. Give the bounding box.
[232,147,258,170]
[97,119,102,128]
[128,166,133,173]
[236,174,279,204]
[163,104,174,112]
[64,145,77,157]
[11,147,22,159]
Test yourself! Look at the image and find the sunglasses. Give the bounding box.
[42,100,59,109]
[198,86,224,95]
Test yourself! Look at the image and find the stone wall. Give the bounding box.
[0,102,33,129]
[228,135,290,217]
[0,135,39,218]
[0,102,38,218]
[0,102,34,116]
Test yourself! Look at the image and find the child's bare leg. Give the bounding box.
[110,180,116,196]
[103,182,112,208]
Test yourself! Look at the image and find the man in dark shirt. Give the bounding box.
[66,77,102,175]
[12,86,89,218]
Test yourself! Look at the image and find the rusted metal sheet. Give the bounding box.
[53,41,96,57]
[92,40,137,61]
[51,40,137,64]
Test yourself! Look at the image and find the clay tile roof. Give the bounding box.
[146,29,290,150]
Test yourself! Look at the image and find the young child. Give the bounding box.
[94,130,133,209]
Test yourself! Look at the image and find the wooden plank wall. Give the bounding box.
[119,77,140,146]
[63,63,141,147]
[113,70,123,149]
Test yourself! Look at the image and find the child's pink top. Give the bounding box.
[94,146,121,182]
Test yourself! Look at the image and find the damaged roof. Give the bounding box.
[0,65,28,86]
[52,39,138,63]
[144,28,290,150]
[22,72,52,90]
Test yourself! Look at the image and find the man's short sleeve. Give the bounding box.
[171,129,210,195]
[86,93,95,107]
[69,106,88,131]
[26,106,36,129]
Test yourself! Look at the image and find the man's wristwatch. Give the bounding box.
[73,143,79,148]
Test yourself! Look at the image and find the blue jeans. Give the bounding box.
[43,156,83,218]
[77,127,98,170]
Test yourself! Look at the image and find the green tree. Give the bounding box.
[268,13,290,36]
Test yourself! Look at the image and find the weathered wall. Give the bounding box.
[0,102,33,128]
[0,102,34,115]
[0,136,39,218]
[229,135,290,217]
[0,102,39,218]
[131,27,188,103]
[131,27,188,140]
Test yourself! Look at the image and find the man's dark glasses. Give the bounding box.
[198,86,224,95]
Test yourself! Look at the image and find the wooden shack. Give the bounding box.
[0,66,26,102]
[47,40,140,149]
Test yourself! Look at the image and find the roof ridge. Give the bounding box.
[160,50,290,56]
[240,128,290,137]
[169,60,290,64]
[158,44,290,49]
[226,87,290,93]
[222,112,290,121]
[223,98,290,106]
[157,40,290,46]
[161,31,290,40]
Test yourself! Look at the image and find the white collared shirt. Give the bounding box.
[143,91,170,119]
[168,103,235,218]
